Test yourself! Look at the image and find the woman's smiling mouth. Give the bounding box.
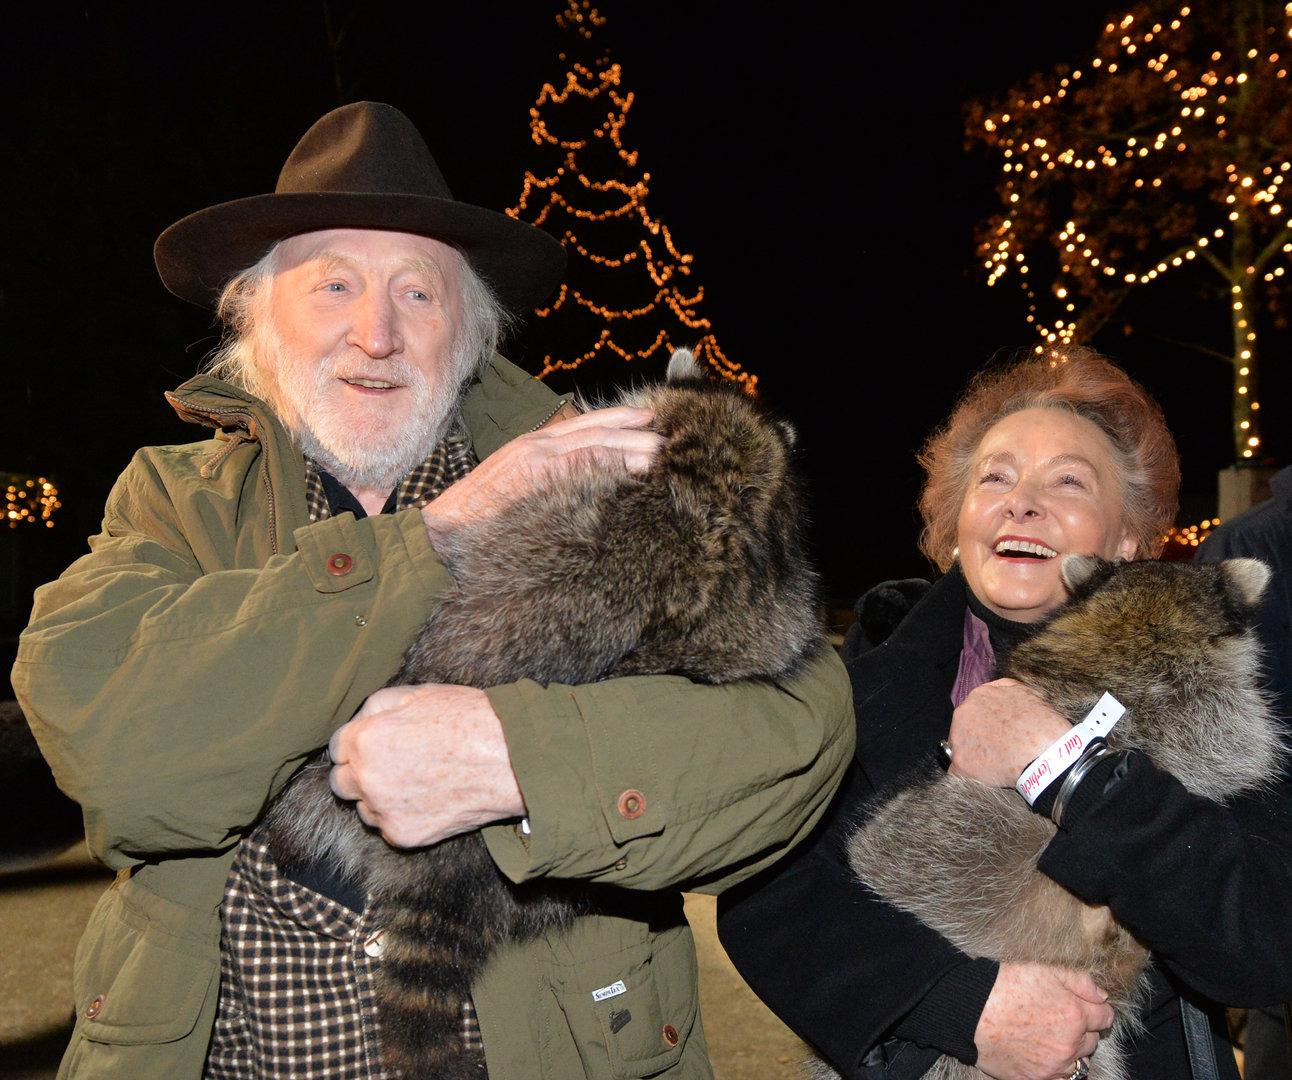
[992,536,1058,560]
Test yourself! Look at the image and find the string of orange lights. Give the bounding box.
[507,0,755,391]
[974,3,1292,461]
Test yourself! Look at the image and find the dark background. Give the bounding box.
[1,3,1268,669]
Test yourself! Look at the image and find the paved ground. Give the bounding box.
[0,847,108,1080]
[0,848,807,1080]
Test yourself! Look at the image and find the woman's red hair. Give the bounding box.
[918,346,1180,570]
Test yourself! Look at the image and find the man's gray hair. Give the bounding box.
[204,239,512,399]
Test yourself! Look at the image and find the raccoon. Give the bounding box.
[814,555,1286,1080]
[264,349,820,1079]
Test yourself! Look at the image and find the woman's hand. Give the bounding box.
[948,678,1070,787]
[975,963,1114,1080]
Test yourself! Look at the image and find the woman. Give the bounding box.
[718,347,1292,1080]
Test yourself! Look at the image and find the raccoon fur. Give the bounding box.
[263,348,820,1079]
[811,555,1287,1080]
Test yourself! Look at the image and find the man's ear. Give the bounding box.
[1115,531,1137,562]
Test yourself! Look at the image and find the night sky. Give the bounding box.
[3,2,1268,657]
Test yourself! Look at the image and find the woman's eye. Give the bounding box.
[979,472,1007,484]
[408,289,429,301]
[1057,474,1085,488]
[323,282,347,293]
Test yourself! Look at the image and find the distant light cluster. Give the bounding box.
[973,4,1292,461]
[1162,517,1219,548]
[5,475,60,529]
[508,0,754,390]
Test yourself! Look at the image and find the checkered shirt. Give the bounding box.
[303,421,477,524]
[205,431,481,1079]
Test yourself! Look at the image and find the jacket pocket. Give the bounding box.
[551,924,699,1078]
[71,874,218,1045]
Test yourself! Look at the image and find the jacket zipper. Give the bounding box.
[526,399,574,434]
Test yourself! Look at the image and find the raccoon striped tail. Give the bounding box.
[367,830,576,1078]
[374,894,493,1079]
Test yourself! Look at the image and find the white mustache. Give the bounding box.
[323,357,422,388]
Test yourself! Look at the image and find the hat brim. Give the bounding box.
[154,191,566,313]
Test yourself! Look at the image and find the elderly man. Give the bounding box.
[14,102,852,1079]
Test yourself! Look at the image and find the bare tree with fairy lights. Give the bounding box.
[968,2,1292,463]
[507,1,753,395]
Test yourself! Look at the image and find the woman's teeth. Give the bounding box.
[994,539,1058,559]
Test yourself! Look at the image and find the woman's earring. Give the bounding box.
[952,546,960,560]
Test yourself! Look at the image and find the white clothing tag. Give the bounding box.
[1016,691,1126,805]
[592,980,628,1002]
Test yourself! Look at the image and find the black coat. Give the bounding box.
[718,568,1292,1079]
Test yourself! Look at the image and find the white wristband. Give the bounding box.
[1015,691,1126,805]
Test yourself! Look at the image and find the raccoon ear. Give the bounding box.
[1060,554,1108,594]
[666,348,704,383]
[778,419,798,447]
[1221,557,1272,608]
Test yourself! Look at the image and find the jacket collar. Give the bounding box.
[848,568,968,789]
[163,356,565,559]
[165,355,567,466]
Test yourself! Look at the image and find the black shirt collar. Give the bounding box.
[963,582,1035,655]
[316,468,399,519]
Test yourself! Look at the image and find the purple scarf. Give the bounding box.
[950,607,995,708]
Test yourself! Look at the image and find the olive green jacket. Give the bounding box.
[14,356,854,1079]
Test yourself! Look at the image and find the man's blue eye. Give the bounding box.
[408,289,429,301]
[325,282,347,292]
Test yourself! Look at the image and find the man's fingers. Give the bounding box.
[354,800,377,828]
[327,728,347,765]
[550,426,663,458]
[329,762,358,802]
[537,405,654,435]
[356,685,417,716]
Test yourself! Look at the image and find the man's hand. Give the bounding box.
[948,679,1071,787]
[327,683,526,848]
[975,963,1113,1080]
[423,405,661,546]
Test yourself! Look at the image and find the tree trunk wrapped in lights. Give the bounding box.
[508,1,754,396]
[968,1,1292,462]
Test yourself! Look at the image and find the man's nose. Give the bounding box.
[347,290,402,358]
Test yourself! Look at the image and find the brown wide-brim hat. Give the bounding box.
[154,101,566,313]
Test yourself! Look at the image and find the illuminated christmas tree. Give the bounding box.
[508,1,753,394]
[969,3,1292,461]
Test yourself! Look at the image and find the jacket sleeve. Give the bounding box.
[1039,751,1292,1006]
[479,644,855,894]
[12,446,456,871]
[715,764,985,1080]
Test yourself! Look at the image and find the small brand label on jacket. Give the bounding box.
[592,980,627,1002]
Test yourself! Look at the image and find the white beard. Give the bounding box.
[257,327,463,494]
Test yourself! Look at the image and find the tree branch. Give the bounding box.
[1128,330,1235,363]
[1253,225,1292,272]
